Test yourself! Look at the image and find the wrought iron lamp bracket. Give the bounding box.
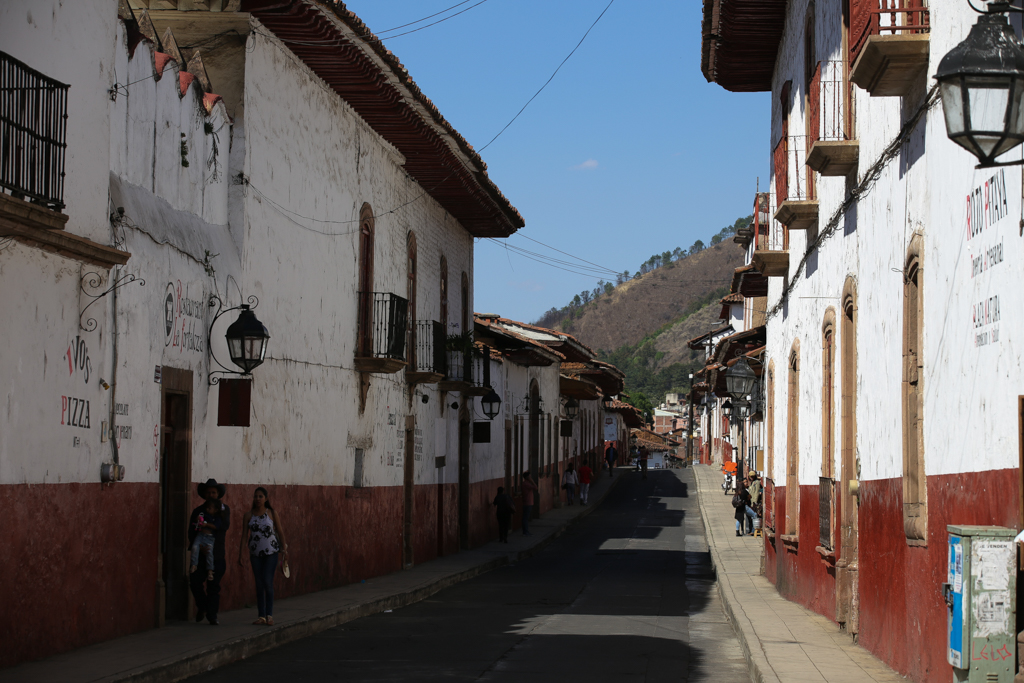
[80,270,145,332]
[207,293,259,386]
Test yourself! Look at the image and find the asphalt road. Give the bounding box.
[189,468,751,682]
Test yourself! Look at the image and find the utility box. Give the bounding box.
[945,525,1017,682]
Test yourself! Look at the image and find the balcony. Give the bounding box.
[849,0,930,97]
[354,292,408,374]
[806,61,860,177]
[1,51,68,211]
[438,347,472,392]
[406,319,446,385]
[751,192,789,278]
[465,348,493,397]
[772,135,819,232]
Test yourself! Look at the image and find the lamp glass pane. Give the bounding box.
[228,337,243,362]
[966,76,1011,134]
[973,134,1004,157]
[1011,78,1024,136]
[940,79,965,136]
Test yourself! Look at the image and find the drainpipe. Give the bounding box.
[101,266,124,483]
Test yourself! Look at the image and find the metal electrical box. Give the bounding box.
[945,525,1017,682]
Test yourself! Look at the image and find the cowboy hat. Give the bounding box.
[747,471,759,480]
[197,478,227,498]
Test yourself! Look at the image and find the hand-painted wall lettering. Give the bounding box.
[61,396,91,429]
[65,336,92,384]
[164,280,206,354]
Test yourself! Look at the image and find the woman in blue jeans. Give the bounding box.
[238,487,289,625]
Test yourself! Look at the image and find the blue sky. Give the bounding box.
[345,0,769,323]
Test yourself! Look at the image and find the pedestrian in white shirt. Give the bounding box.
[562,464,579,506]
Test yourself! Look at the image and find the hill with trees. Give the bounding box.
[531,215,751,406]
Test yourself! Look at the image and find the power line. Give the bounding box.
[377,0,493,40]
[477,0,616,154]
[376,0,476,34]
[513,233,620,275]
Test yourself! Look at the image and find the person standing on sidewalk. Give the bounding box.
[188,479,230,626]
[238,487,289,626]
[605,444,618,477]
[638,446,650,480]
[521,472,538,535]
[578,462,593,505]
[562,464,578,505]
[492,486,515,543]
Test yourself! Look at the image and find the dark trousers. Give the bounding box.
[251,553,279,617]
[189,559,225,621]
[497,514,511,542]
[522,505,533,534]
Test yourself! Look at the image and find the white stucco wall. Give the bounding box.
[763,0,1024,487]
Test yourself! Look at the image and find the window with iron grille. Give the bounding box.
[819,476,834,550]
[357,291,409,361]
[0,51,68,211]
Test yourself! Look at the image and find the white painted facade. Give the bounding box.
[762,0,1024,488]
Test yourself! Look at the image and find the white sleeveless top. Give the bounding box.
[248,511,281,557]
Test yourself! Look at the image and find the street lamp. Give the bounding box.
[564,397,580,420]
[725,357,758,400]
[225,306,270,373]
[722,399,733,417]
[936,4,1024,168]
[481,388,502,420]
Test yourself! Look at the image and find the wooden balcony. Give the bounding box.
[751,192,789,277]
[849,2,929,97]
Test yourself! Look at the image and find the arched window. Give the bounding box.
[822,309,836,479]
[786,340,801,538]
[902,236,926,543]
[407,232,418,371]
[357,203,375,356]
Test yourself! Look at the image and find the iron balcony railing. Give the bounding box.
[810,60,855,145]
[469,347,491,390]
[411,319,446,374]
[819,476,834,550]
[773,135,814,204]
[0,51,68,211]
[357,291,409,361]
[445,347,472,383]
[752,191,788,252]
[850,0,930,67]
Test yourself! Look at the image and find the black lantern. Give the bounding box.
[564,397,580,420]
[936,8,1024,167]
[481,388,502,420]
[722,399,733,417]
[225,305,270,373]
[725,358,758,400]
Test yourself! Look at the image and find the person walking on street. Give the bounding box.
[238,487,289,626]
[605,444,618,478]
[521,472,538,536]
[562,464,578,505]
[188,479,230,625]
[578,462,593,505]
[639,446,650,480]
[492,486,515,543]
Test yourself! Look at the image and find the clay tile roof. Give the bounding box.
[241,0,523,238]
[721,292,744,304]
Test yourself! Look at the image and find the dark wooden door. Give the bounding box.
[159,367,193,623]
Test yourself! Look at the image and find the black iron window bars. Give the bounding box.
[1,51,68,211]
[358,291,409,361]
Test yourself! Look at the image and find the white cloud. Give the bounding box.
[572,159,599,171]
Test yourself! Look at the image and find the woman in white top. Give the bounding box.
[238,487,289,625]
[562,464,579,506]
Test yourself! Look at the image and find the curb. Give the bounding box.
[693,466,779,683]
[111,469,627,683]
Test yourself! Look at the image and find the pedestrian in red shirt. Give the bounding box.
[578,463,593,505]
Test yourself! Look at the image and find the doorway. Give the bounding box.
[403,416,415,568]
[837,284,859,635]
[158,367,193,624]
[458,414,470,550]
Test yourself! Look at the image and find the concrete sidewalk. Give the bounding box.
[692,464,907,683]
[6,468,626,683]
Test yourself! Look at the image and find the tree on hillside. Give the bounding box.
[580,289,592,305]
[661,250,673,267]
[572,294,582,310]
[672,247,683,262]
[604,281,614,295]
[623,391,654,426]
[690,239,705,254]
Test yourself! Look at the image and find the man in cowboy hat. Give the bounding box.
[188,479,230,625]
